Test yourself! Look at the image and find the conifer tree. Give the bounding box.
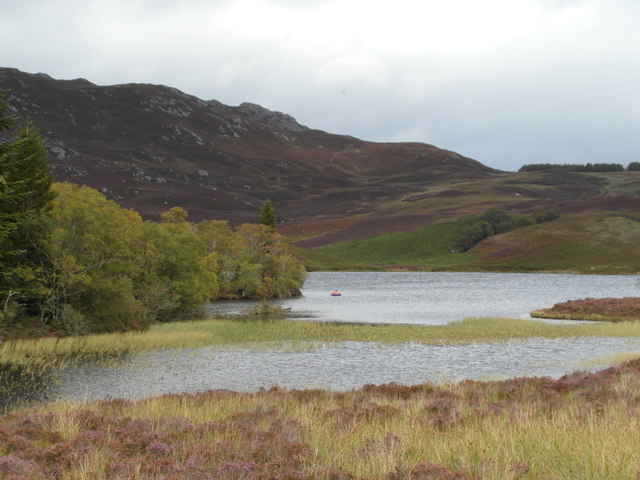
[0,93,55,326]
[260,199,276,231]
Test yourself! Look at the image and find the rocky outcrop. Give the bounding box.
[235,102,308,133]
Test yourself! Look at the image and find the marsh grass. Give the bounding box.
[4,315,640,415]
[5,315,640,372]
[6,359,640,478]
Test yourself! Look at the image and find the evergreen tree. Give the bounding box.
[260,199,276,231]
[0,94,27,315]
[0,93,55,328]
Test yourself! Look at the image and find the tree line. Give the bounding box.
[519,162,640,173]
[0,94,306,338]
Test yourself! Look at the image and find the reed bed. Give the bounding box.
[4,315,640,372]
[4,358,640,478]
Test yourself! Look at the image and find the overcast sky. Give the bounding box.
[2,0,640,171]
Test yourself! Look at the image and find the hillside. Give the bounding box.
[0,67,492,226]
[1,67,639,252]
[313,211,640,274]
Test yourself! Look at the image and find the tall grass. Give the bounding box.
[5,358,640,478]
[5,315,640,371]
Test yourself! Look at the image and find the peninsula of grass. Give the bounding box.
[531,297,640,322]
[4,357,640,479]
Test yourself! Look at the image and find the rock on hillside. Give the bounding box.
[0,67,494,225]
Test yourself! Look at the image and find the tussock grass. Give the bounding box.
[6,359,640,478]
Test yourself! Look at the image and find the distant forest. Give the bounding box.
[519,162,640,173]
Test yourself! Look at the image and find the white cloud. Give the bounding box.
[2,0,640,170]
[315,53,387,87]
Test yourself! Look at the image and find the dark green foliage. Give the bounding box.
[532,206,560,223]
[459,208,519,253]
[460,220,494,251]
[2,122,55,213]
[460,206,561,252]
[519,163,626,173]
[260,199,276,230]
[628,162,640,171]
[0,95,55,331]
[478,208,514,233]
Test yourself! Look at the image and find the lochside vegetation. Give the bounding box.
[3,184,306,339]
[4,357,640,479]
[0,95,306,339]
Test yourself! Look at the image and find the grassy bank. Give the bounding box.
[4,358,640,478]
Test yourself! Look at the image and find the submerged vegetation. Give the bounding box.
[3,356,640,478]
[532,297,640,322]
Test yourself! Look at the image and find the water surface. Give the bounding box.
[46,337,640,403]
[210,271,640,324]
[9,272,640,406]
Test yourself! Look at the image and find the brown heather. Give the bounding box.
[532,297,640,322]
[3,359,640,478]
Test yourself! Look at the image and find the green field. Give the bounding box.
[311,211,640,273]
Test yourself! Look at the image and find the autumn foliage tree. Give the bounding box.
[38,184,305,335]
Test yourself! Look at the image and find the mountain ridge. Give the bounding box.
[0,67,492,228]
[2,67,638,249]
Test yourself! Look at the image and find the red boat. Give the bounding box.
[330,290,342,296]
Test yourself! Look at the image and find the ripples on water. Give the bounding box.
[44,337,640,403]
[11,272,640,405]
[209,271,640,325]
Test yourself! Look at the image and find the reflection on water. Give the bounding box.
[39,337,640,403]
[209,272,640,325]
